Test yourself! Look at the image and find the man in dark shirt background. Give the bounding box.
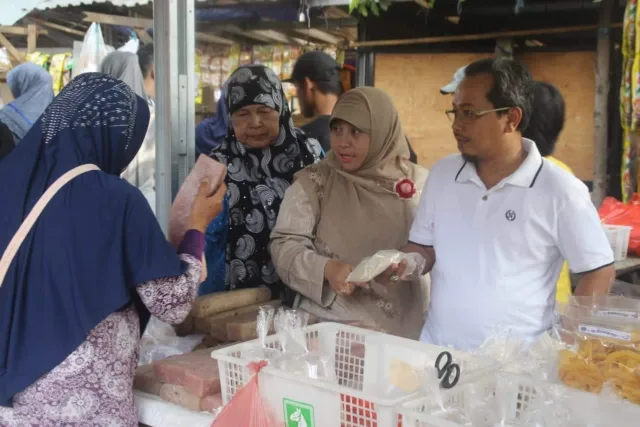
[287,51,418,163]
[285,51,340,153]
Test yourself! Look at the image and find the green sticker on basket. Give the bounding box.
[283,398,315,427]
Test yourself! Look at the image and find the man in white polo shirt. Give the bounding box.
[385,57,615,351]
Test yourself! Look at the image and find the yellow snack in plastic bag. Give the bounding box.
[558,336,640,404]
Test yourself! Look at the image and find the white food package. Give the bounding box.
[73,24,114,78]
[347,249,426,283]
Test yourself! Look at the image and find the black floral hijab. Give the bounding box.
[209,65,323,296]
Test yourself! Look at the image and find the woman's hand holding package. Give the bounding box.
[375,260,409,286]
[188,180,227,233]
[324,259,367,297]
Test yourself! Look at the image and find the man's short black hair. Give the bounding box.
[523,81,565,157]
[464,57,534,131]
[303,76,342,96]
[137,43,154,79]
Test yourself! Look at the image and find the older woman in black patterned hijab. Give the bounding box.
[209,64,323,298]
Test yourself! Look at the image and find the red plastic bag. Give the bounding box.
[211,361,281,427]
[598,195,640,256]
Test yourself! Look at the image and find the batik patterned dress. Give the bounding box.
[0,254,201,427]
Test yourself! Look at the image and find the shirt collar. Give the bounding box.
[455,138,544,188]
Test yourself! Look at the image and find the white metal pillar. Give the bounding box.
[153,0,196,235]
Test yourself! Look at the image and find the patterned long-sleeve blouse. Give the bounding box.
[0,252,202,427]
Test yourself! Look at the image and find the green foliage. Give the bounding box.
[349,0,394,17]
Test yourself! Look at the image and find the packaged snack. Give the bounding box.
[555,312,640,404]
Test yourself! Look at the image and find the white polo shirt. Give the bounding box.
[410,139,614,351]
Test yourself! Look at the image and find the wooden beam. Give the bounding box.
[85,11,234,45]
[27,25,37,54]
[351,23,624,48]
[221,26,273,43]
[251,30,291,44]
[0,26,47,36]
[0,32,23,64]
[325,7,352,18]
[201,18,357,33]
[136,29,153,44]
[196,32,234,45]
[30,18,86,37]
[294,28,342,44]
[84,11,152,29]
[593,0,614,205]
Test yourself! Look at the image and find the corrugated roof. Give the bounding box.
[34,0,152,9]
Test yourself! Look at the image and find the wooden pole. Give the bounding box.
[592,0,614,206]
[350,23,622,48]
[0,32,23,65]
[27,24,37,54]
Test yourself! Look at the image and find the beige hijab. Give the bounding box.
[295,87,424,338]
[297,87,420,265]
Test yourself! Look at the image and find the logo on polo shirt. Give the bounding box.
[505,210,516,221]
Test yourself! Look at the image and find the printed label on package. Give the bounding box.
[593,309,639,320]
[578,324,632,341]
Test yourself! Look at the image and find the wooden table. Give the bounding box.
[615,257,640,278]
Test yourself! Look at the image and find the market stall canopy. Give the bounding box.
[5,0,356,49]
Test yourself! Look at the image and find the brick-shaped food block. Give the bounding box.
[153,348,221,397]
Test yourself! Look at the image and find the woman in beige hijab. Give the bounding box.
[269,87,428,339]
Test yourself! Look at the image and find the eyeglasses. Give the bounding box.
[445,107,512,123]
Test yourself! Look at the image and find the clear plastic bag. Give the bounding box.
[346,249,426,283]
[554,312,640,404]
[272,308,336,383]
[244,305,281,363]
[567,295,640,323]
[73,23,113,77]
[211,361,279,427]
[138,316,204,365]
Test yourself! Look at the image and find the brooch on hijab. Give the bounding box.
[394,178,417,200]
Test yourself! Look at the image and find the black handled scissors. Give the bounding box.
[434,351,460,389]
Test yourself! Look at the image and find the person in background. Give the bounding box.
[101,51,157,214]
[0,73,225,425]
[0,121,14,161]
[196,84,230,295]
[287,50,419,163]
[523,81,573,305]
[196,86,229,158]
[0,63,54,145]
[137,43,155,100]
[208,64,323,299]
[386,58,614,351]
[285,50,341,153]
[270,87,427,338]
[439,64,467,95]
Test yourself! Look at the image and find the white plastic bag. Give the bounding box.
[118,33,140,54]
[138,316,204,365]
[347,249,426,284]
[73,23,113,77]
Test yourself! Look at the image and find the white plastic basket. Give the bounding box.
[603,225,632,261]
[211,322,492,427]
[397,372,640,427]
[398,373,541,427]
